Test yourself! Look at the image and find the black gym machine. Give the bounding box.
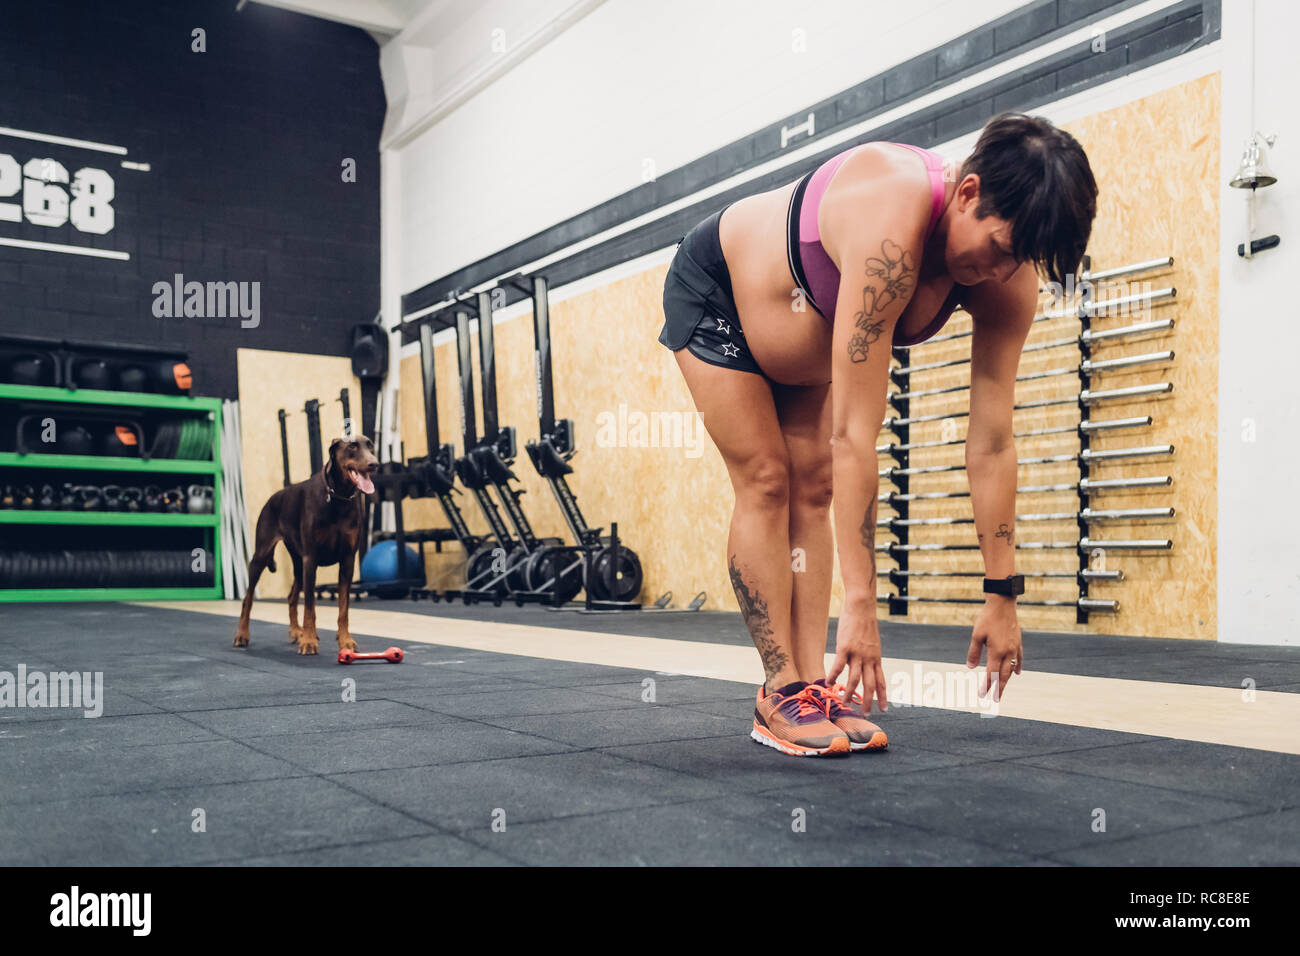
[499,274,648,609]
[281,275,704,612]
[448,294,579,604]
[500,271,704,613]
[414,279,694,611]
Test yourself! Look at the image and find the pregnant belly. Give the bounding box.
[742,303,834,386]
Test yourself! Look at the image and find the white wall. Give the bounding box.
[386,0,1027,292]
[1217,0,1300,645]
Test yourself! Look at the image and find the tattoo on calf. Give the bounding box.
[995,523,1014,546]
[846,239,915,364]
[728,555,787,681]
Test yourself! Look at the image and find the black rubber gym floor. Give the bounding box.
[1,602,1296,866]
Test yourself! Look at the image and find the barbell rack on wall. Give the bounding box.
[879,506,1174,528]
[899,316,1176,376]
[884,594,1121,611]
[890,568,1124,582]
[875,539,1173,554]
[884,382,1175,430]
[878,443,1175,480]
[880,474,1173,505]
[891,347,1175,404]
[877,253,1177,622]
[878,414,1153,458]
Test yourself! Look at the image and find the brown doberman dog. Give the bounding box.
[234,435,379,655]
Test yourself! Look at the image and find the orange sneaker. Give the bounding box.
[751,681,851,757]
[808,679,888,752]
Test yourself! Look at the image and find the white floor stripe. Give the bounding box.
[138,600,1300,756]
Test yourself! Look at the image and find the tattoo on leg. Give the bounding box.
[846,239,915,364]
[728,555,787,682]
[995,523,1014,546]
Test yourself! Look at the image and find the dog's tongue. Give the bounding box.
[349,469,375,495]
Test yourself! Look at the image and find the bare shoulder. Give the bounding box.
[820,143,933,269]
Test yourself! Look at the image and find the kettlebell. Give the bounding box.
[186,484,215,514]
[37,484,55,509]
[15,484,35,509]
[153,360,192,394]
[122,486,143,512]
[75,359,114,390]
[161,487,184,513]
[59,483,78,510]
[0,485,14,509]
[143,486,162,512]
[59,425,95,456]
[101,425,141,458]
[8,353,54,386]
[118,365,148,393]
[77,485,103,511]
[101,485,124,511]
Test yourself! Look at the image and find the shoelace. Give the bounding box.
[775,684,835,722]
[808,681,863,716]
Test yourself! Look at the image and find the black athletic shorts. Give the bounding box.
[658,205,765,376]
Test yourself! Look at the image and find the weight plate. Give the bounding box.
[528,546,583,604]
[505,545,530,592]
[593,546,643,603]
[465,546,507,595]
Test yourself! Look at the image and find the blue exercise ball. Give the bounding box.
[360,540,422,596]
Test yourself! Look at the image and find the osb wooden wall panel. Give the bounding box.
[404,281,730,609]
[403,73,1218,639]
[236,348,360,600]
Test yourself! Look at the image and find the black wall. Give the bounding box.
[0,0,384,399]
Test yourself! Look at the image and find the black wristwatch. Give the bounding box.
[983,574,1025,597]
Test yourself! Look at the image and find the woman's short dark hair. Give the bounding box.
[958,112,1098,289]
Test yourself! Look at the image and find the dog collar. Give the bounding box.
[322,464,357,502]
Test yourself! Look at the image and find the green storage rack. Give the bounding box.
[0,383,224,601]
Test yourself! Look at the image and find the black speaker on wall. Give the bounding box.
[349,323,388,379]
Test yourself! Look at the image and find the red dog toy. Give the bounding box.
[337,646,404,665]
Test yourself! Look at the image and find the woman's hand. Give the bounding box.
[966,597,1022,702]
[828,599,889,713]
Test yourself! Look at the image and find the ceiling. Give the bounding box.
[243,0,437,38]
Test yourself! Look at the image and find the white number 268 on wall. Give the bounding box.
[0,153,116,235]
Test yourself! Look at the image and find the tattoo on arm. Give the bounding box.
[846,238,915,364]
[729,555,787,682]
[858,498,878,588]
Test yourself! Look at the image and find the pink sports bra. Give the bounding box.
[785,141,960,347]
